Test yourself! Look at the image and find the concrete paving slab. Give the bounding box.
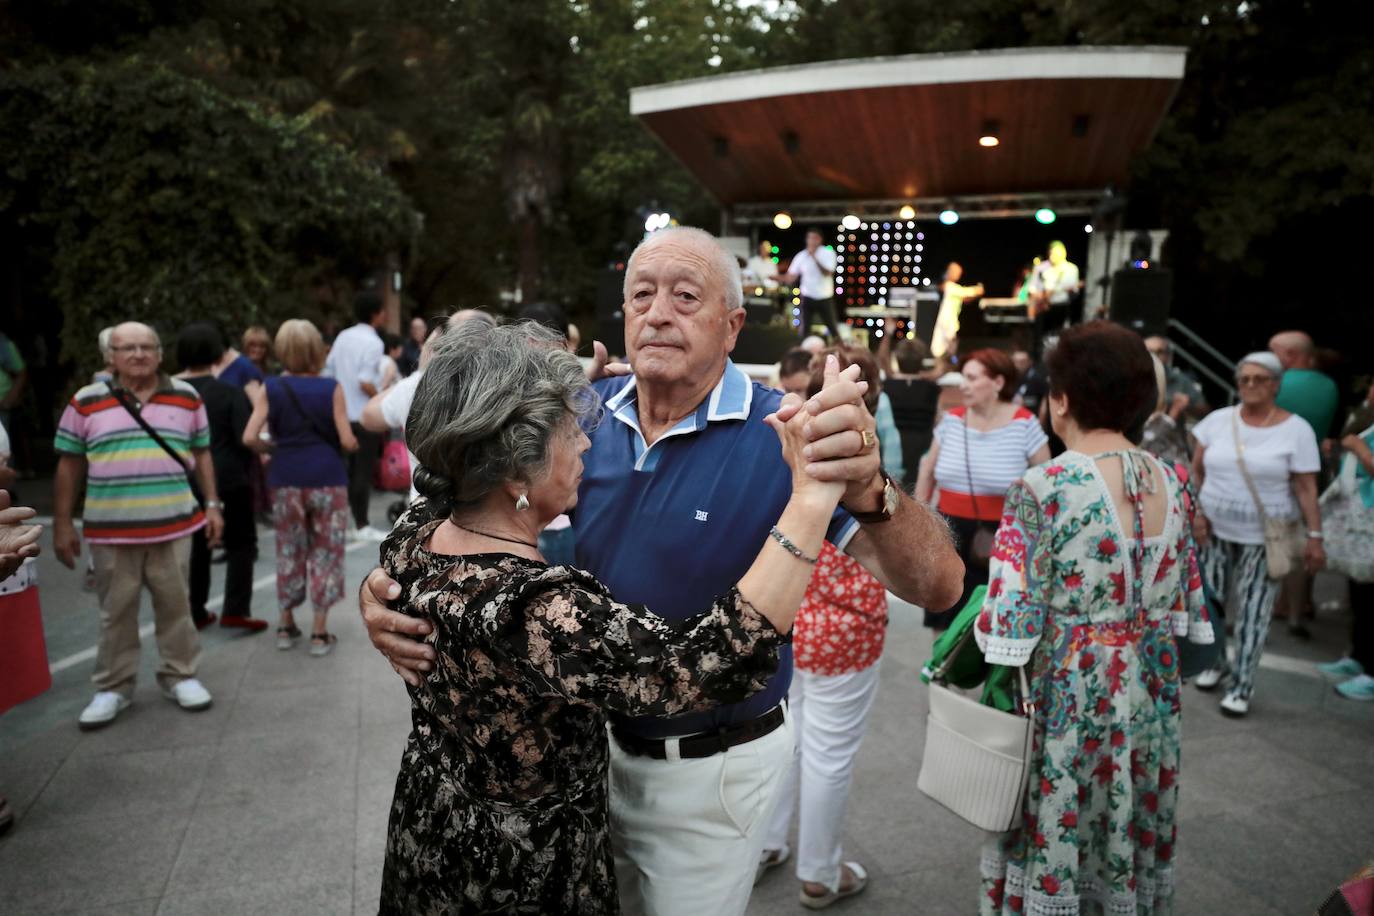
[0,810,185,913]
[164,797,354,897]
[22,746,213,831]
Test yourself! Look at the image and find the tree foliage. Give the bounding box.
[0,57,419,374]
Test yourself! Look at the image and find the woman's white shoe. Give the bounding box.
[799,862,868,909]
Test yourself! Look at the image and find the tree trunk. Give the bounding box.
[517,213,541,303]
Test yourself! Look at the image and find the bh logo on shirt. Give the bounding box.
[694,510,709,522]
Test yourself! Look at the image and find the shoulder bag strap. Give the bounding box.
[277,377,341,452]
[1230,408,1271,527]
[107,383,205,509]
[961,414,983,523]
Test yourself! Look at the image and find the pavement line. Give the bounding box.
[47,539,377,675]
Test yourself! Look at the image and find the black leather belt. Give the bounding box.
[611,706,785,760]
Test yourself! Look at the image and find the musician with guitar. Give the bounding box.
[1027,240,1082,347]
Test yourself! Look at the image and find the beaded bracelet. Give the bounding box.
[769,526,818,564]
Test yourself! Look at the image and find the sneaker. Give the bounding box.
[1219,691,1250,717]
[1317,657,1365,680]
[162,678,213,711]
[1194,665,1225,691]
[78,692,131,730]
[756,844,791,885]
[220,615,269,633]
[1334,674,1374,702]
[352,524,389,543]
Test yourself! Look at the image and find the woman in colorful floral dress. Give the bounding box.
[377,322,847,915]
[974,322,1214,916]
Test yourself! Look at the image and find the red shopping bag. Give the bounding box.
[373,437,412,493]
[0,584,51,715]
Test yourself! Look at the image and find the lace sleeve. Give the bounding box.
[975,479,1049,666]
[512,569,786,717]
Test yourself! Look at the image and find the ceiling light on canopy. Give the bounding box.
[773,211,793,230]
[898,204,916,220]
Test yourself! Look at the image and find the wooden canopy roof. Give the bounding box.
[630,46,1186,213]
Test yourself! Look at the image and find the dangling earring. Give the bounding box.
[515,493,530,512]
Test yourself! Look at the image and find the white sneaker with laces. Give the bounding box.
[163,678,213,711]
[1219,691,1249,717]
[78,692,131,730]
[1194,665,1225,691]
[353,524,389,543]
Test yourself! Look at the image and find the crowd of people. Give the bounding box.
[0,224,1370,914]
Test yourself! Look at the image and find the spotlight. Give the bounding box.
[643,212,671,232]
[1035,208,1057,225]
[1084,224,1094,234]
[939,210,959,226]
[979,119,1000,147]
[842,214,861,230]
[898,204,916,220]
[773,211,793,230]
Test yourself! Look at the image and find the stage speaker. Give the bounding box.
[744,298,776,325]
[1108,267,1173,336]
[596,266,626,356]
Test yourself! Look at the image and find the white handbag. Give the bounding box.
[917,628,1034,833]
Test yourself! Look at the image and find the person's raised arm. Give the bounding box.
[777,369,962,609]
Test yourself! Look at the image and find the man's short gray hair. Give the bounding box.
[97,326,115,361]
[623,226,743,313]
[406,320,599,514]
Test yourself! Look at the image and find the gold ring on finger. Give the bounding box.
[860,429,876,451]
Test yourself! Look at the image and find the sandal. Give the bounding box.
[276,624,303,651]
[756,844,790,885]
[800,862,868,909]
[309,632,338,657]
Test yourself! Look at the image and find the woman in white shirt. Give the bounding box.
[1190,351,1324,717]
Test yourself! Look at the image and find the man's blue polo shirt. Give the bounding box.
[576,360,858,739]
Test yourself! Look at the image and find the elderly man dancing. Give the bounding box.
[361,227,964,915]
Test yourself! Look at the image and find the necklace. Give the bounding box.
[452,522,537,549]
[1240,404,1277,427]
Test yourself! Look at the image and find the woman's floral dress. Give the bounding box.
[378,504,786,915]
[974,451,1213,916]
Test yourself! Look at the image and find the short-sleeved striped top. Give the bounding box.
[933,406,1048,520]
[55,377,209,544]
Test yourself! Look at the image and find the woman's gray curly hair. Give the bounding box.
[406,320,599,514]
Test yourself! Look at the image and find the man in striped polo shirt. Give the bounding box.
[53,322,223,729]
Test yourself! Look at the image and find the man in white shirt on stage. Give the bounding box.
[779,228,840,340]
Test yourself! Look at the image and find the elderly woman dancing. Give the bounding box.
[975,321,1213,915]
[377,320,850,915]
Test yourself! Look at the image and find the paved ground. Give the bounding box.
[1,492,1371,915]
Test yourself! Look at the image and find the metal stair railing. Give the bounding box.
[1167,318,1237,404]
